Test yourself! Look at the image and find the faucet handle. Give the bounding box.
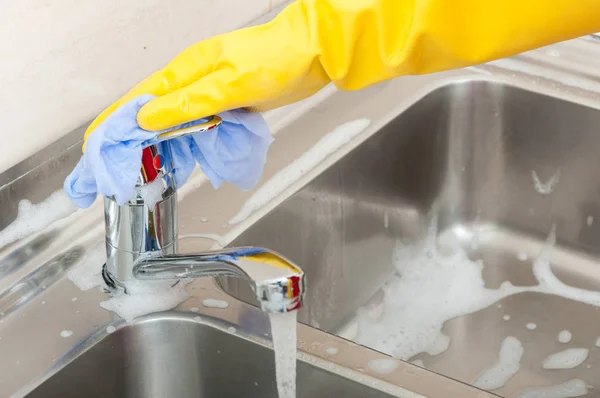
[155,115,223,141]
[139,115,223,185]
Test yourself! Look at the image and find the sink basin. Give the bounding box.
[26,315,396,398]
[220,80,600,395]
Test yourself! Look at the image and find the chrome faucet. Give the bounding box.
[102,116,305,313]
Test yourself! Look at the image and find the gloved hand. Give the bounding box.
[84,0,600,145]
[66,95,272,208]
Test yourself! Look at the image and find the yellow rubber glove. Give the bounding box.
[84,0,600,145]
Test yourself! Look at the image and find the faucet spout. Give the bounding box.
[133,247,305,313]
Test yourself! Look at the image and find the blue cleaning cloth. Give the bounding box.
[64,95,273,208]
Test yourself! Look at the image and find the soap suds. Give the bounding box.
[356,220,600,365]
[515,379,588,398]
[67,242,106,290]
[368,358,399,375]
[558,330,572,343]
[136,179,164,210]
[100,279,189,322]
[227,326,237,333]
[228,119,371,225]
[542,348,589,370]
[532,169,560,195]
[106,326,116,334]
[193,316,202,322]
[189,307,200,313]
[68,239,189,323]
[503,315,511,321]
[202,298,229,309]
[0,190,76,249]
[473,336,523,390]
[325,347,339,355]
[60,330,73,338]
[518,252,529,261]
[526,322,537,330]
[355,216,526,360]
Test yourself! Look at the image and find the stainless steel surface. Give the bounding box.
[2,37,600,398]
[25,314,400,398]
[135,247,305,313]
[221,77,600,394]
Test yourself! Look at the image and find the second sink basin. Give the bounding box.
[220,80,600,396]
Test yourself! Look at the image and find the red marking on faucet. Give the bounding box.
[141,147,158,183]
[288,275,301,298]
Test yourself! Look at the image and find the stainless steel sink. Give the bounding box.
[220,80,600,396]
[25,315,396,398]
[2,35,600,398]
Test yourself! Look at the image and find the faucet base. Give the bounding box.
[102,263,125,293]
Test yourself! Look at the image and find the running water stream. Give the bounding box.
[269,312,298,398]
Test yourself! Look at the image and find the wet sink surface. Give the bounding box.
[221,81,600,396]
[27,316,395,398]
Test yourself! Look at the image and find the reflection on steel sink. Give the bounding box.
[220,81,600,395]
[27,315,395,398]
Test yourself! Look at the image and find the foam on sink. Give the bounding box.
[60,330,73,338]
[0,190,76,249]
[515,379,589,398]
[67,242,106,290]
[532,169,561,195]
[136,178,164,211]
[100,279,190,322]
[355,215,529,360]
[67,240,190,322]
[558,330,573,344]
[355,217,600,368]
[368,358,399,375]
[228,118,371,225]
[473,336,523,390]
[202,298,229,309]
[542,348,589,370]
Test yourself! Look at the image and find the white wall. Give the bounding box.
[0,0,288,173]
